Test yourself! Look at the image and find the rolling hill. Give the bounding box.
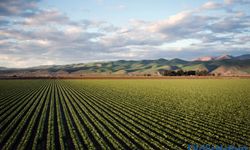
[1,54,250,77]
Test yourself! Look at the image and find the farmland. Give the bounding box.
[0,79,250,149]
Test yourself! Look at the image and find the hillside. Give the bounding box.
[1,54,250,77]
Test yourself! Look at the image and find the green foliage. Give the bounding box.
[0,79,249,149]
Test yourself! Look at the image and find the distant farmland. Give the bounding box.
[0,79,249,149]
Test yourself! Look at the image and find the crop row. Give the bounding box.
[0,79,249,149]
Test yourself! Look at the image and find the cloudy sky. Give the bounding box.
[1,0,250,67]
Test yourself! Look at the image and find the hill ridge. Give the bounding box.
[1,54,250,77]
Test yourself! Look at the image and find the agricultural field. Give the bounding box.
[0,79,249,149]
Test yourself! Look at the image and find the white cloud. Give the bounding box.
[202,1,222,9]
[224,0,234,4]
[148,11,192,34]
[64,26,84,34]
[21,9,70,26]
[153,11,191,30]
[0,0,250,67]
[26,39,51,47]
[224,0,250,5]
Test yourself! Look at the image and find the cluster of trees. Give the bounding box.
[159,69,209,76]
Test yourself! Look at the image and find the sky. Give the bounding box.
[0,0,250,68]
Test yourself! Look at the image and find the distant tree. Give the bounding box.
[196,70,209,76]
[159,69,210,76]
[187,71,196,76]
[176,69,184,76]
[165,70,177,76]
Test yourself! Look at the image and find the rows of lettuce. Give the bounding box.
[0,79,249,149]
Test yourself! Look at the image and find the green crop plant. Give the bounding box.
[0,79,249,149]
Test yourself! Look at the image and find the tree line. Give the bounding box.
[159,70,209,76]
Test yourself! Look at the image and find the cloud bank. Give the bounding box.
[0,0,250,67]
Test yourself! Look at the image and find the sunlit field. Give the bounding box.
[0,79,249,149]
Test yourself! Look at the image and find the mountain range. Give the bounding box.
[1,54,250,77]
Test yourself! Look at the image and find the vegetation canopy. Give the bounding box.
[0,79,249,149]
